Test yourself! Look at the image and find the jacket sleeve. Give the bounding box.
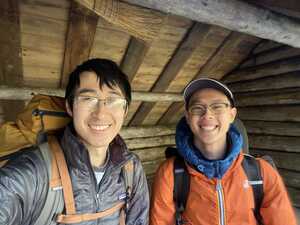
[259,158,297,225]
[0,149,48,225]
[126,155,150,225]
[150,158,176,225]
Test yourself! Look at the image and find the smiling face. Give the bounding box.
[185,88,237,158]
[66,71,127,152]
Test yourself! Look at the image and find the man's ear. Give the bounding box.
[230,107,237,123]
[65,100,73,117]
[184,110,190,125]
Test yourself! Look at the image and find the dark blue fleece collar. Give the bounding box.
[175,117,243,179]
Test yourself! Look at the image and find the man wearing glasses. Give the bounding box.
[150,78,296,225]
[0,58,149,225]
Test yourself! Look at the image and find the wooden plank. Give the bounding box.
[132,147,166,162]
[120,37,149,82]
[61,1,98,87]
[74,0,165,42]
[240,45,300,68]
[244,120,300,137]
[249,134,300,153]
[235,89,300,106]
[124,0,300,47]
[279,169,300,189]
[239,106,300,122]
[224,56,300,83]
[229,71,300,93]
[250,149,300,171]
[126,135,175,149]
[142,158,165,176]
[129,23,211,126]
[120,125,176,139]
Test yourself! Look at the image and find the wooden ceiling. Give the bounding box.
[0,0,262,125]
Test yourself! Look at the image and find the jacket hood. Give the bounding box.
[175,117,243,179]
[60,123,131,170]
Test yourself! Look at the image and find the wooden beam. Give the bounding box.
[73,0,165,42]
[240,45,300,68]
[124,0,300,47]
[238,105,300,122]
[129,22,211,125]
[244,120,300,137]
[0,86,182,102]
[235,89,300,106]
[229,71,300,93]
[224,56,300,83]
[61,1,98,87]
[251,149,300,171]
[249,134,300,153]
[120,37,149,82]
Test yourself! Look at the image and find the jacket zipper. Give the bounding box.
[216,179,225,225]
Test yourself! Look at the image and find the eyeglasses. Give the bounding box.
[188,102,231,116]
[75,95,127,110]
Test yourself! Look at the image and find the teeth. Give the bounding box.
[200,126,216,131]
[90,124,110,131]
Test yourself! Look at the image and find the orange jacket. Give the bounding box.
[150,153,297,225]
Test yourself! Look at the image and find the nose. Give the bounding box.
[91,100,106,115]
[201,107,214,118]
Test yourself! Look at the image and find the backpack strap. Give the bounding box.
[48,135,128,224]
[173,156,190,225]
[242,154,263,225]
[48,135,76,215]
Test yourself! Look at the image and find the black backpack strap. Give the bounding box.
[173,156,190,225]
[242,155,264,225]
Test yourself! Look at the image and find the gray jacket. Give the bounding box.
[0,125,149,225]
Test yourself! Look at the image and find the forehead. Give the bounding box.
[189,88,229,104]
[76,71,123,96]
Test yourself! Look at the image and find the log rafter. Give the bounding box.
[123,0,300,47]
[0,86,182,102]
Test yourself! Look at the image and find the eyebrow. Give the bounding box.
[76,88,123,97]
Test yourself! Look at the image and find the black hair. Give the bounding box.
[65,58,131,111]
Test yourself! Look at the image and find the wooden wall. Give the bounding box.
[224,41,300,208]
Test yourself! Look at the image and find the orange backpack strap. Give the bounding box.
[47,135,76,215]
[47,135,127,224]
[56,202,125,224]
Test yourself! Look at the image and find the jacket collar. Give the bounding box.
[175,117,243,179]
[59,123,129,170]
